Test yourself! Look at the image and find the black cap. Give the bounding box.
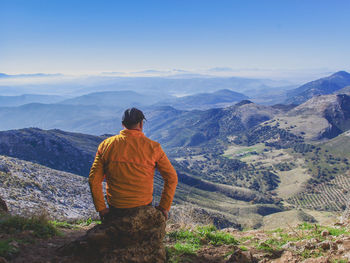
[122,108,146,127]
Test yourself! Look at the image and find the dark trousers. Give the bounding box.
[105,202,153,220]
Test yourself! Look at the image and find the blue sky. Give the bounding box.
[1,0,350,74]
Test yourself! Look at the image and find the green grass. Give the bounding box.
[223,143,266,159]
[298,222,350,237]
[173,242,200,255]
[331,259,348,263]
[0,238,20,259]
[50,218,101,229]
[168,225,238,247]
[0,214,60,238]
[238,245,248,251]
[167,225,238,262]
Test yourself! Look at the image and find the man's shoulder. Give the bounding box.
[142,135,161,148]
[99,135,119,148]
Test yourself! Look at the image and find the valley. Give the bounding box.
[1,71,350,230]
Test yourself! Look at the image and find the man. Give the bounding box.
[89,107,178,221]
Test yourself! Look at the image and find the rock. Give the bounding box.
[319,241,332,250]
[58,206,166,263]
[303,240,316,250]
[301,256,329,263]
[0,163,10,173]
[271,251,299,263]
[226,248,256,263]
[0,196,8,213]
[321,229,330,237]
[281,241,297,251]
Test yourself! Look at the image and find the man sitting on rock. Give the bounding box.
[83,107,178,262]
[89,107,178,221]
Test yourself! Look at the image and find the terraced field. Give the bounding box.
[287,172,350,211]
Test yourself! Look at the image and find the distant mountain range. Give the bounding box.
[154,89,248,110]
[0,73,63,78]
[0,74,292,98]
[0,94,65,107]
[60,90,165,107]
[285,71,350,105]
[0,103,123,135]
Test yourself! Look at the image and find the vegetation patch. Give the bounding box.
[0,214,60,238]
[0,238,20,259]
[166,225,238,262]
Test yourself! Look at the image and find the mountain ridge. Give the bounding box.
[285,71,350,105]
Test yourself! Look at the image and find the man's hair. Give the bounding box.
[122,108,146,129]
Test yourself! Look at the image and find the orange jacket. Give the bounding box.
[89,129,178,212]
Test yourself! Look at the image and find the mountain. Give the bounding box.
[0,75,291,98]
[0,94,65,107]
[0,128,106,176]
[0,103,123,135]
[153,89,249,110]
[0,129,282,228]
[0,73,9,78]
[145,101,281,148]
[0,99,281,143]
[336,85,350,95]
[275,94,350,141]
[285,71,350,105]
[60,90,162,107]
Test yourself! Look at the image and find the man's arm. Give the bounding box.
[156,146,178,215]
[89,146,108,215]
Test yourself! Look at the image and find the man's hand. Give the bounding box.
[99,208,110,221]
[156,206,168,220]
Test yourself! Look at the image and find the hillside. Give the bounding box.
[0,153,286,230]
[145,101,281,148]
[270,94,350,141]
[0,128,106,176]
[0,155,96,220]
[285,71,350,105]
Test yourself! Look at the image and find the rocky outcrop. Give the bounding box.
[0,155,96,220]
[59,206,166,263]
[0,195,8,213]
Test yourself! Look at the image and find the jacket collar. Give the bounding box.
[120,129,145,137]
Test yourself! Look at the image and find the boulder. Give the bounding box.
[227,248,257,263]
[59,206,166,263]
[0,196,8,213]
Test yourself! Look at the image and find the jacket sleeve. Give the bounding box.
[89,144,106,212]
[156,146,178,211]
